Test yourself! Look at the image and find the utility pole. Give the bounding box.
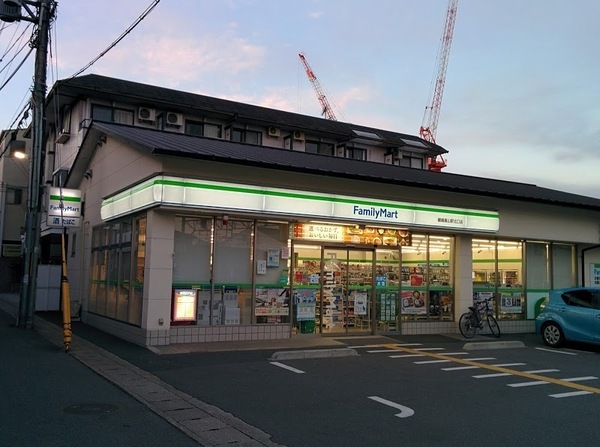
[1,0,54,328]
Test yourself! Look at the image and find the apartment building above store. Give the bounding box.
[44,74,446,172]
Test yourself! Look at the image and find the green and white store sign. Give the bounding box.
[101,175,499,232]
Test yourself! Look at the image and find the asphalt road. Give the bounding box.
[0,310,199,447]
[97,333,599,447]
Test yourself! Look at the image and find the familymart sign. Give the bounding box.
[47,187,82,228]
[101,176,499,232]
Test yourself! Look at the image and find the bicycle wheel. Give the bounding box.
[459,312,476,338]
[487,315,501,338]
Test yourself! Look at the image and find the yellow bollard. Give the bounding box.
[61,232,72,352]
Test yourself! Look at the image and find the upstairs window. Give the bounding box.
[185,121,222,139]
[399,155,424,169]
[6,187,23,205]
[231,128,261,145]
[305,140,334,156]
[91,105,134,125]
[345,147,367,161]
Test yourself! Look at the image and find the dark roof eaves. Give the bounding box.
[89,122,600,212]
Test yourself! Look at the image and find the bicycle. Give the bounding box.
[459,296,501,338]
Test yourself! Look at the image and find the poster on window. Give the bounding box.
[172,289,197,322]
[295,289,316,320]
[353,292,368,315]
[255,288,290,315]
[267,248,280,267]
[500,292,523,314]
[591,264,600,286]
[401,290,427,315]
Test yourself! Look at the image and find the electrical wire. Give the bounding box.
[68,0,161,79]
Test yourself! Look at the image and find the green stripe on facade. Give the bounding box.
[103,176,499,220]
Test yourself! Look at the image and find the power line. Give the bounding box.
[68,0,161,79]
[0,45,33,92]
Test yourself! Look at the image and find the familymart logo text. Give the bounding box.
[353,205,399,219]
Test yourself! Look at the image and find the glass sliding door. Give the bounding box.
[322,248,374,334]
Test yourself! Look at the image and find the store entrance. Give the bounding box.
[319,247,374,334]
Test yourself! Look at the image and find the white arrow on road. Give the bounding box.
[368,396,415,418]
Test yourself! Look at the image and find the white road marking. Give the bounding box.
[368,396,415,418]
[414,359,451,364]
[491,363,526,367]
[414,347,445,351]
[442,366,480,371]
[440,352,470,356]
[467,357,496,361]
[269,362,305,374]
[367,349,405,353]
[394,343,424,347]
[389,354,425,358]
[562,376,598,382]
[535,347,577,355]
[550,391,594,398]
[473,373,513,379]
[523,369,559,374]
[508,381,549,388]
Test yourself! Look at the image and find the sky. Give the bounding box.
[1,0,599,198]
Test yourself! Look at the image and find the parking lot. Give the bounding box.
[128,334,599,446]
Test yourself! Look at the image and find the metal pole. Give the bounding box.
[17,0,52,329]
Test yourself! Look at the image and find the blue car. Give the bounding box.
[535,287,600,347]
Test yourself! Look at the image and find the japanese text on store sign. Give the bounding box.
[305,225,344,241]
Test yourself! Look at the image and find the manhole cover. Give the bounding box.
[63,402,119,415]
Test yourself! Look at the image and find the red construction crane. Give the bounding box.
[420,0,459,171]
[298,52,337,121]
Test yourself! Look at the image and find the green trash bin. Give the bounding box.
[300,320,316,333]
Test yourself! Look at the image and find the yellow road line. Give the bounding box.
[381,344,600,395]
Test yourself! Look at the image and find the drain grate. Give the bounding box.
[63,402,119,415]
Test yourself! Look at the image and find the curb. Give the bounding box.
[270,348,359,361]
[462,340,525,350]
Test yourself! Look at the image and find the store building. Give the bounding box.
[39,74,600,347]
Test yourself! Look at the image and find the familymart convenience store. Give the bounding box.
[90,174,582,346]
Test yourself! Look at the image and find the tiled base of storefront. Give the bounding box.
[168,325,291,345]
[86,314,535,347]
[398,319,535,335]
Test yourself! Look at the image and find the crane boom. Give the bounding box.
[298,52,337,121]
[420,0,459,171]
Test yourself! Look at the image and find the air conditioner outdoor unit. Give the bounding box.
[166,112,184,127]
[293,131,305,140]
[267,126,280,137]
[138,107,156,122]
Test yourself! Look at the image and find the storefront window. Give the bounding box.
[428,235,453,320]
[552,243,576,289]
[213,219,253,325]
[473,239,524,320]
[376,248,400,330]
[254,222,291,324]
[292,229,454,328]
[172,216,212,325]
[292,244,321,334]
[89,215,145,326]
[130,217,145,326]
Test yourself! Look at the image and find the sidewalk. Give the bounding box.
[0,293,282,447]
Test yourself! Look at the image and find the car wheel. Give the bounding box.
[542,322,563,347]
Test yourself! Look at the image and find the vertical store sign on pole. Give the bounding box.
[47,187,81,351]
[47,187,82,228]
